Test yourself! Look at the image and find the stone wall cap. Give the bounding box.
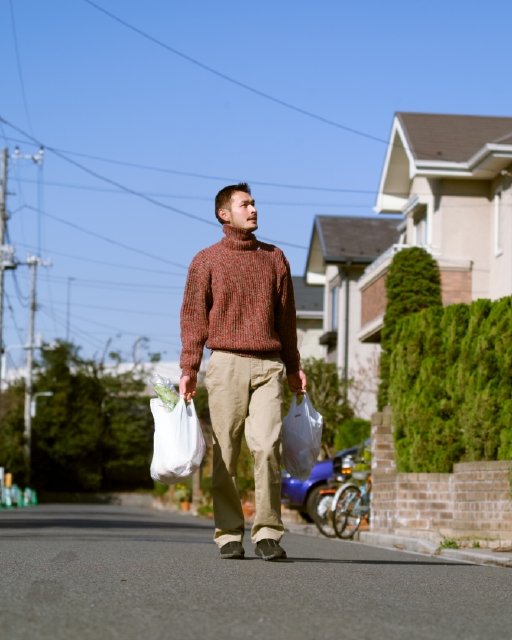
[454,460,512,472]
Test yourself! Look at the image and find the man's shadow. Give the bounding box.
[243,557,471,566]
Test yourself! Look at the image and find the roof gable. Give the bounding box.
[305,215,402,282]
[376,112,512,213]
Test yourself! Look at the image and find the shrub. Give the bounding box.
[389,297,512,472]
[379,247,442,410]
[0,341,154,491]
[333,418,371,452]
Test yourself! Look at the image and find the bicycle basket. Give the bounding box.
[351,470,370,481]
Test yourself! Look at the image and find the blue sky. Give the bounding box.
[0,0,511,367]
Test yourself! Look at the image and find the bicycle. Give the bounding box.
[331,469,371,539]
[313,487,338,538]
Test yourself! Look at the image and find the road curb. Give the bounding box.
[284,524,512,568]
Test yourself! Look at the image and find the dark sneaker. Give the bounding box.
[219,541,245,559]
[255,539,287,561]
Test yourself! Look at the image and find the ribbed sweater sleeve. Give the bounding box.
[275,254,301,375]
[180,253,212,380]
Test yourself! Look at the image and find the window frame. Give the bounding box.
[494,190,503,257]
[331,285,338,332]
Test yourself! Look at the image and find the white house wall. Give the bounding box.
[438,179,491,300]
[489,175,512,300]
[297,325,325,360]
[336,274,380,420]
[404,177,495,301]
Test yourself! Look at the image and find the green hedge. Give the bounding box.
[389,297,512,472]
[378,247,442,410]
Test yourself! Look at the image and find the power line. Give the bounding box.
[40,307,110,351]
[14,177,375,204]
[4,291,25,344]
[9,0,34,135]
[17,274,184,295]
[38,274,184,290]
[81,0,393,147]
[11,270,29,307]
[42,304,180,342]
[1,136,376,195]
[13,241,187,276]
[1,119,309,250]
[13,177,505,209]
[21,204,189,269]
[80,0,505,177]
[40,298,179,318]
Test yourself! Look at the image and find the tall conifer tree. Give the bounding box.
[378,247,442,410]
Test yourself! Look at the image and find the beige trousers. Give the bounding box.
[205,351,285,547]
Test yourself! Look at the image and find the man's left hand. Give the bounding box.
[287,370,307,395]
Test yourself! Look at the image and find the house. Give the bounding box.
[360,112,512,342]
[305,215,401,418]
[292,276,324,360]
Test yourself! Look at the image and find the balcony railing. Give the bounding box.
[362,244,411,279]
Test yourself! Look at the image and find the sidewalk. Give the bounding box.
[284,523,512,568]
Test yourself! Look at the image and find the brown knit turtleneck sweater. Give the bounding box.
[180,225,300,380]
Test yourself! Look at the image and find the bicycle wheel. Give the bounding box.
[332,485,362,539]
[313,492,336,538]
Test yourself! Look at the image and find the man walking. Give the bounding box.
[179,183,306,561]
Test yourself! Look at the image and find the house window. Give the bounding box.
[495,191,503,256]
[414,207,428,247]
[331,286,338,331]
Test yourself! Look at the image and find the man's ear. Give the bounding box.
[218,208,230,223]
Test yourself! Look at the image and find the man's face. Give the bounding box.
[218,191,258,230]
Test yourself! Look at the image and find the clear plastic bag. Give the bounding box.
[150,397,206,485]
[282,393,323,481]
[150,374,180,412]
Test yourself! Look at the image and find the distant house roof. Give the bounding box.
[305,215,402,284]
[376,111,512,213]
[292,276,323,315]
[397,112,512,163]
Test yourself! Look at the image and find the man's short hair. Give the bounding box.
[215,183,251,224]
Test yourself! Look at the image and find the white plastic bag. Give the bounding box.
[282,393,323,481]
[150,397,206,485]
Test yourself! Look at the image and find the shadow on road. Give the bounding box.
[0,518,214,532]
[268,558,471,566]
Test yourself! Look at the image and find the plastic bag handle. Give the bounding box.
[293,391,308,406]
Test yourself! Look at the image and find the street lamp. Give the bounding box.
[30,391,53,418]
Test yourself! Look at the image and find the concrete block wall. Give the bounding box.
[370,410,512,547]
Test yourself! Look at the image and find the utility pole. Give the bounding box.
[23,255,50,477]
[0,149,8,350]
[0,148,14,425]
[0,149,8,413]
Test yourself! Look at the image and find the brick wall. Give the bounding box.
[440,268,472,305]
[360,264,472,332]
[361,273,387,327]
[371,410,512,547]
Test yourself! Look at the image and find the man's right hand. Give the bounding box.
[179,376,197,402]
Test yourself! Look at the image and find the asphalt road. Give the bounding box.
[0,505,510,640]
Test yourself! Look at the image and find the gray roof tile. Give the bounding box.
[397,112,512,163]
[292,276,323,312]
[316,216,401,263]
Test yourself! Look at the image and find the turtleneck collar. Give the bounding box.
[221,224,259,251]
